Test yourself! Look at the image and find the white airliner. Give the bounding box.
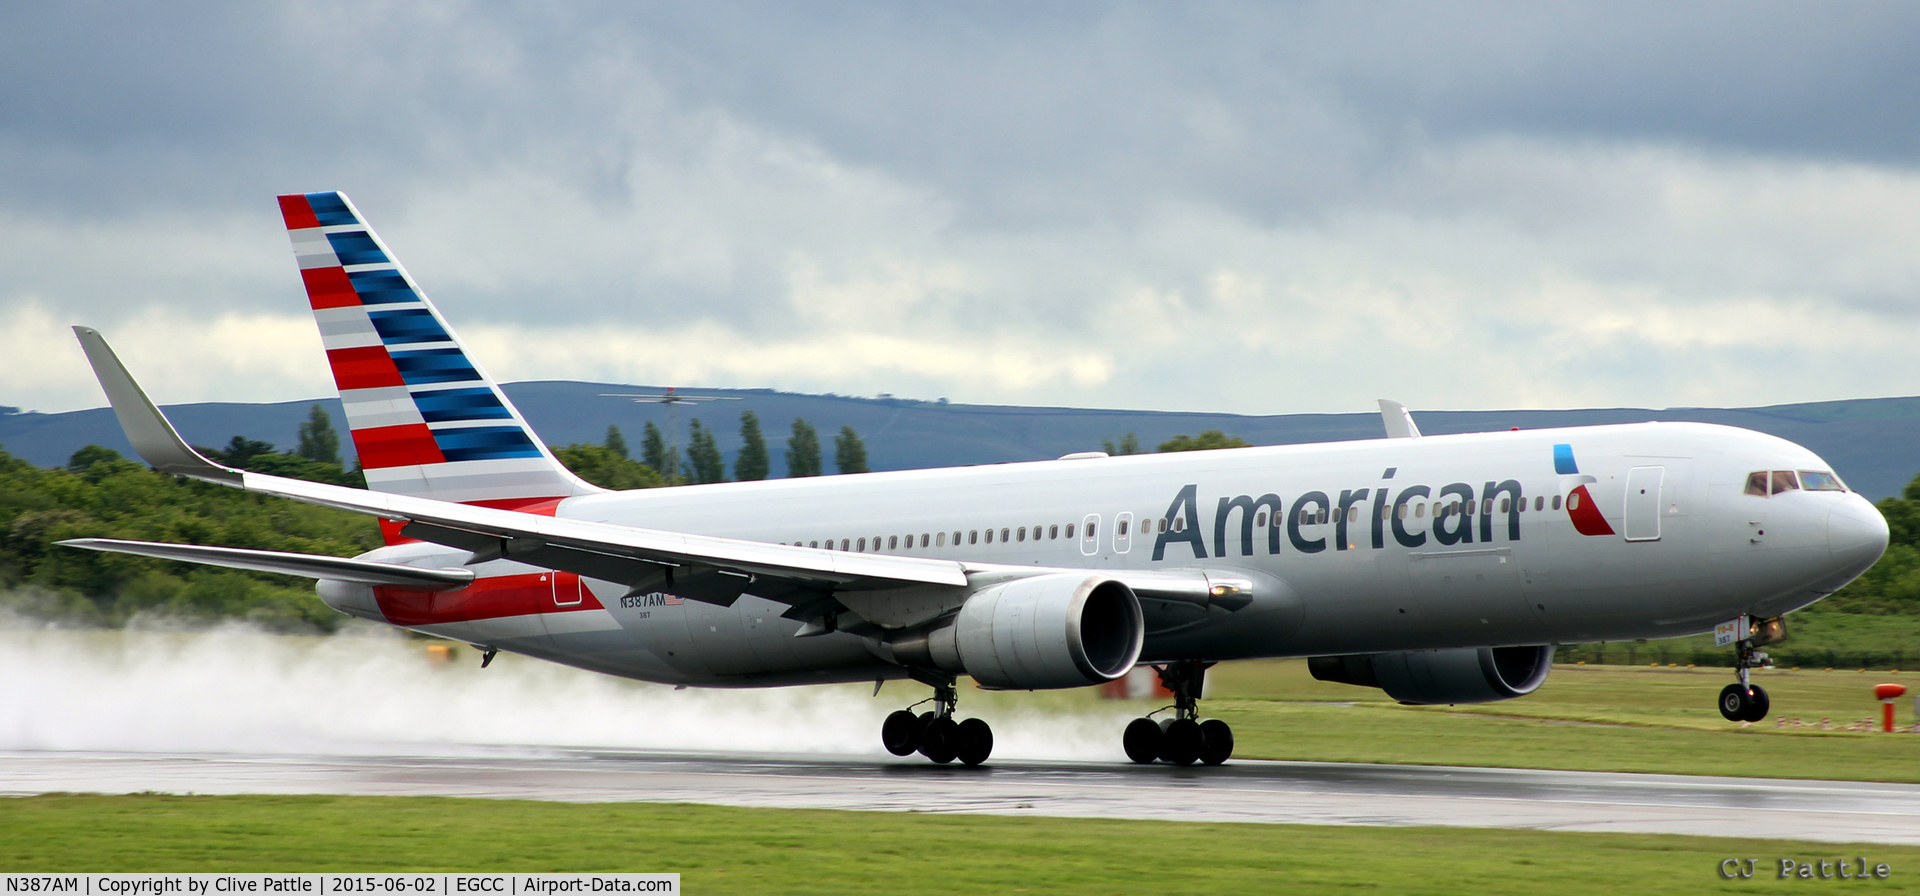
[63,192,1889,767]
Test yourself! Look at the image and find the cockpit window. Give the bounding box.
[1744,471,1769,497]
[1770,470,1799,495]
[1799,470,1846,491]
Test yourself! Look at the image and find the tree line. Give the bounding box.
[550,413,869,490]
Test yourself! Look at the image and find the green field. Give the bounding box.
[1085,659,1920,783]
[1,794,1912,893]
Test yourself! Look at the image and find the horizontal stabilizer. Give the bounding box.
[58,538,475,591]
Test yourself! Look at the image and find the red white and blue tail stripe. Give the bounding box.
[277,191,599,509]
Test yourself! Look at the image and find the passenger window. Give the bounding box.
[1534,496,1543,511]
[1173,518,1184,533]
[1771,470,1799,495]
[1050,525,1059,539]
[840,539,850,551]
[984,529,993,544]
[921,534,930,547]
[1316,509,1328,525]
[936,532,946,547]
[1255,512,1267,528]
[1117,520,1128,536]
[1414,503,1425,519]
[857,538,866,552]
[809,540,818,548]
[888,536,898,550]
[1396,503,1408,520]
[952,531,961,544]
[1065,524,1075,539]
[1017,527,1027,542]
[969,530,978,545]
[1552,495,1561,511]
[1567,492,1581,510]
[1001,528,1010,542]
[1745,471,1770,496]
[1800,471,1845,491]
[1500,498,1510,513]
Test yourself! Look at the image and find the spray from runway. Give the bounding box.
[0,619,1136,761]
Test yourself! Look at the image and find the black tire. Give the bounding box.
[1123,717,1162,764]
[1741,684,1770,723]
[1160,718,1204,766]
[955,718,994,767]
[1718,683,1749,722]
[882,709,922,756]
[921,716,959,764]
[1198,719,1234,766]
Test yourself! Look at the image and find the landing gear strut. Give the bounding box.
[1123,661,1233,766]
[882,673,994,766]
[1718,640,1772,723]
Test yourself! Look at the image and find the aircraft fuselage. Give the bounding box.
[330,420,1887,688]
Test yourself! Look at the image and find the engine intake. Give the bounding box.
[1308,645,1552,705]
[891,574,1145,690]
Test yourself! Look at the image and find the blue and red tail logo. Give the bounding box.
[1554,443,1615,537]
[277,191,592,517]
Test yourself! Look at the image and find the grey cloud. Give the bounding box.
[5,1,1920,415]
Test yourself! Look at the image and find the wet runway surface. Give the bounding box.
[6,748,1919,844]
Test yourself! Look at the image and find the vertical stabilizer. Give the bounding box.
[277,191,599,509]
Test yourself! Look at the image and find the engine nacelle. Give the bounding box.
[891,573,1145,689]
[1308,645,1552,705]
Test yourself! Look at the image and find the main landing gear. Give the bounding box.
[1122,661,1233,766]
[881,674,994,766]
[1718,639,1773,723]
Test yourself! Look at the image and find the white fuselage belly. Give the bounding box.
[368,421,1882,688]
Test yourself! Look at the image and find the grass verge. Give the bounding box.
[1160,659,1920,783]
[2,793,1914,893]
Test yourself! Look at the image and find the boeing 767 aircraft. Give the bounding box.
[62,192,1889,767]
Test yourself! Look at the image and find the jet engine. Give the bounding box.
[1308,645,1552,705]
[890,573,1145,689]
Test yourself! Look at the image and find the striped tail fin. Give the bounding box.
[277,191,599,517]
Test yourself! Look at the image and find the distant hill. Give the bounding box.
[5,385,1918,499]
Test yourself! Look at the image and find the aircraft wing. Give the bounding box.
[71,326,971,615]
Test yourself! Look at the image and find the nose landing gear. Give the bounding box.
[882,674,994,766]
[1718,640,1772,722]
[1122,661,1234,766]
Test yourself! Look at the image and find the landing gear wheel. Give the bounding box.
[882,709,923,756]
[920,716,959,764]
[954,718,994,767]
[1159,717,1204,766]
[1123,718,1162,764]
[1741,684,1770,722]
[1718,683,1747,721]
[1198,719,1234,766]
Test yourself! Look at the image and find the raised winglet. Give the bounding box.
[1378,399,1422,439]
[70,326,242,485]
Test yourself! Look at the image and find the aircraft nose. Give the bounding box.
[1827,496,1889,579]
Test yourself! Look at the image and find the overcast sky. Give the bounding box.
[5,2,1920,417]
